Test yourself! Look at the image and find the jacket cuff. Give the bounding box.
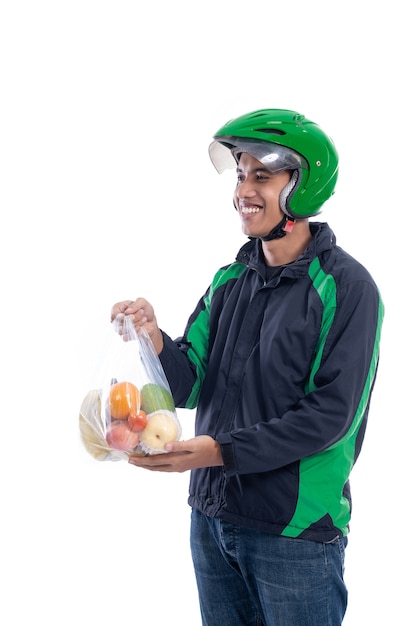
[216,432,237,474]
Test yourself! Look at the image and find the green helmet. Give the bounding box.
[209,109,339,218]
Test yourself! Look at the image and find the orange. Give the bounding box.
[108,381,141,420]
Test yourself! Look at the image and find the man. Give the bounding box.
[111,109,384,625]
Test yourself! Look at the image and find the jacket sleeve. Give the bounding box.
[158,289,211,408]
[155,332,195,406]
[217,278,385,476]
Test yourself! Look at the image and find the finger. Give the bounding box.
[125,298,147,314]
[110,301,133,322]
[164,440,187,453]
[128,456,173,471]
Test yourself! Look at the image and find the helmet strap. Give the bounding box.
[261,214,295,241]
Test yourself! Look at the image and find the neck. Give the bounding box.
[262,220,312,266]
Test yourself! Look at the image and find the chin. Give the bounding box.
[242,225,257,237]
[243,228,264,239]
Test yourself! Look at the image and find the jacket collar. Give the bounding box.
[235,222,336,276]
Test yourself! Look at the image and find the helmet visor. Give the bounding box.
[209,136,306,174]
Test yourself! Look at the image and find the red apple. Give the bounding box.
[106,422,140,452]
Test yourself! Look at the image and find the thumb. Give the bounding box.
[165,439,185,453]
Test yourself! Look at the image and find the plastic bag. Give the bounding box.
[79,314,181,461]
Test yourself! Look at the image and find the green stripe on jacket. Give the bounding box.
[282,256,384,537]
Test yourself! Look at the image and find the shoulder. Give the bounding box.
[210,261,247,294]
[327,245,379,289]
[311,222,379,288]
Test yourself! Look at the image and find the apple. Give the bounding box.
[106,422,140,452]
[140,410,181,454]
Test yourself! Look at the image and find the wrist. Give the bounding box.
[153,329,164,355]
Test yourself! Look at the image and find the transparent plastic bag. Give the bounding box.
[79,314,181,461]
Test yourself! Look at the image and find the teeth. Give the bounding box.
[241,207,260,214]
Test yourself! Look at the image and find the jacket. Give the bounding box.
[158,222,384,541]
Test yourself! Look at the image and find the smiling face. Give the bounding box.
[233,153,292,239]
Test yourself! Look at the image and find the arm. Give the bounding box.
[217,279,384,475]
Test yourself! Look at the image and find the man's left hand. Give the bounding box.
[128,435,223,473]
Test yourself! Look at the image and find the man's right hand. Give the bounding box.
[110,297,164,354]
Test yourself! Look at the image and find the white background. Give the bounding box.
[1,1,415,624]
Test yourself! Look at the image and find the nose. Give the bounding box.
[235,178,257,199]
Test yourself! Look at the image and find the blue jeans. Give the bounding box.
[190,509,348,626]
